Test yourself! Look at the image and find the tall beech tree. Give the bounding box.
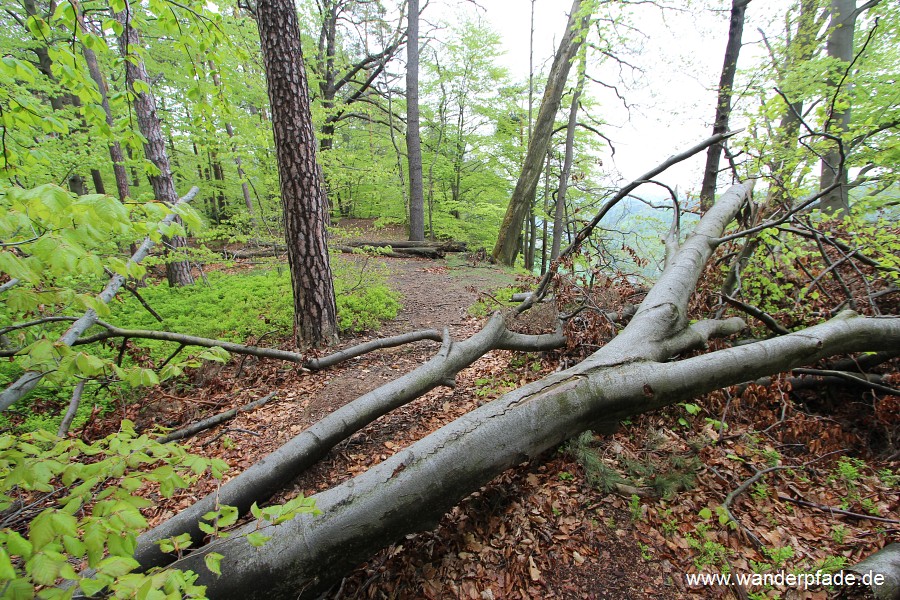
[493,0,589,266]
[818,0,879,214]
[256,0,339,348]
[406,0,425,241]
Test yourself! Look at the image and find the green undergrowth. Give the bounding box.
[113,255,400,359]
[0,255,399,434]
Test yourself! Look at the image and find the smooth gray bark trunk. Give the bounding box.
[552,55,584,261]
[818,0,858,214]
[406,0,425,240]
[132,316,564,570]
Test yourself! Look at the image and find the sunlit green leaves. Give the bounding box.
[0,427,221,597]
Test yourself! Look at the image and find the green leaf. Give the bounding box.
[216,505,239,527]
[246,532,271,548]
[29,512,56,551]
[6,531,33,558]
[50,511,78,537]
[0,547,16,580]
[698,507,713,520]
[28,551,61,585]
[78,576,107,597]
[96,555,139,577]
[204,552,223,576]
[198,522,215,535]
[131,79,151,95]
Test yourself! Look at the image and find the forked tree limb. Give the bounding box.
[131,314,565,570]
[68,324,444,371]
[518,130,742,314]
[157,182,898,598]
[177,312,900,600]
[0,187,200,412]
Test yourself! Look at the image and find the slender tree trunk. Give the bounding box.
[80,39,130,200]
[492,0,589,265]
[256,0,338,349]
[541,151,551,274]
[765,0,820,211]
[115,6,193,286]
[210,61,257,228]
[406,0,425,241]
[818,0,858,215]
[699,0,749,212]
[553,54,585,261]
[90,169,106,194]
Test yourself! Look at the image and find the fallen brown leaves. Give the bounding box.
[76,252,898,599]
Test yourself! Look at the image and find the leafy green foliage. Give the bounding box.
[112,255,400,355]
[0,421,221,597]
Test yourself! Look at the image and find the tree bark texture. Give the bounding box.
[115,7,193,286]
[74,0,130,199]
[406,0,425,241]
[699,0,748,212]
[167,181,900,598]
[819,0,857,214]
[492,0,588,265]
[256,0,339,349]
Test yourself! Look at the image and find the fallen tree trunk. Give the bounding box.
[228,245,446,259]
[836,543,900,600]
[132,317,565,570]
[341,239,467,252]
[160,181,900,598]
[336,245,444,259]
[0,187,200,412]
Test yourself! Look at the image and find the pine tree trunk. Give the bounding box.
[406,0,425,241]
[492,0,588,265]
[256,0,338,349]
[699,0,748,212]
[115,7,193,286]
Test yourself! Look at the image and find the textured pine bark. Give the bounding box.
[257,0,338,349]
[115,7,193,286]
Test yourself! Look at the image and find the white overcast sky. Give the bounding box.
[430,0,784,195]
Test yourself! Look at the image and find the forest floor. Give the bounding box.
[90,223,898,600]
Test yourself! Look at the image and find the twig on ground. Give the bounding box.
[158,392,277,444]
[777,495,900,525]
